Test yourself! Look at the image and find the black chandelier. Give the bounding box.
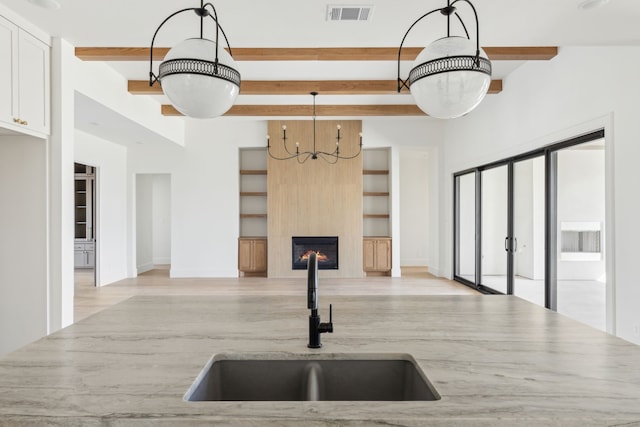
[267,92,363,164]
[397,0,491,119]
[149,0,241,119]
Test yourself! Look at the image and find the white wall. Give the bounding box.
[74,130,128,286]
[136,173,171,273]
[440,46,640,343]
[136,174,153,273]
[0,136,47,356]
[399,148,430,267]
[73,59,185,148]
[49,37,75,332]
[152,174,171,265]
[127,119,266,277]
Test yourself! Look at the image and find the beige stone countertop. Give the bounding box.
[1,294,639,426]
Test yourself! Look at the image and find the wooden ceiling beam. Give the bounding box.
[129,79,503,95]
[77,46,557,62]
[161,104,426,117]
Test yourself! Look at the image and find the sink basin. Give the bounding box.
[184,353,440,401]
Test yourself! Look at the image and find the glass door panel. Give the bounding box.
[513,156,546,306]
[556,140,606,331]
[454,173,476,283]
[480,165,509,293]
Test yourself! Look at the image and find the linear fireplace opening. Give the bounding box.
[292,236,338,270]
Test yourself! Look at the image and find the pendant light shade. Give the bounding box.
[159,38,240,118]
[149,1,241,119]
[409,36,491,119]
[397,0,491,119]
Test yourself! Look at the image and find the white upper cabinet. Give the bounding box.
[0,15,50,136]
[0,15,18,127]
[17,29,49,134]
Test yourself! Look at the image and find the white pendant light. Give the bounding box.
[159,38,240,118]
[149,1,241,119]
[398,0,492,119]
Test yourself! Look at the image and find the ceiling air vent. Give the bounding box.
[327,5,374,21]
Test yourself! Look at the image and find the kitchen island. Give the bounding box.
[1,294,639,426]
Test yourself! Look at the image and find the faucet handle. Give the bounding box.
[319,304,333,334]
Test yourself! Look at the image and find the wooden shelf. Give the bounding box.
[363,214,390,219]
[240,170,267,175]
[240,192,267,197]
[363,169,389,175]
[240,214,267,218]
[363,192,389,197]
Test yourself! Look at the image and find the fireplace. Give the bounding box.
[292,236,338,270]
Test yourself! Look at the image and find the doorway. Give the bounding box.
[453,130,609,332]
[74,162,96,287]
[136,174,172,274]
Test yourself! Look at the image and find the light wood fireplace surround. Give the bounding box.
[267,120,363,278]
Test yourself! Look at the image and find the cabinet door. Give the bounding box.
[18,29,49,134]
[74,250,87,268]
[363,239,376,271]
[86,251,95,268]
[252,239,267,272]
[375,239,391,271]
[238,239,253,271]
[0,16,18,126]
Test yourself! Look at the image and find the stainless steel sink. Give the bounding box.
[184,353,440,401]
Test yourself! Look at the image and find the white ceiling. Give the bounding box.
[1,0,639,143]
[5,0,640,47]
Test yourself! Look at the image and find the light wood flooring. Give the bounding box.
[74,267,478,323]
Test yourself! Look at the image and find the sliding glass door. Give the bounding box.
[512,156,546,307]
[453,130,608,332]
[454,172,477,285]
[480,165,509,294]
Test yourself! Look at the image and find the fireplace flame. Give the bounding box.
[299,250,330,262]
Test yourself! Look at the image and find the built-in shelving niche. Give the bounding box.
[363,148,391,237]
[239,148,268,238]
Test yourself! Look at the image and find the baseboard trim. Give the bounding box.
[137,263,154,275]
[169,269,239,278]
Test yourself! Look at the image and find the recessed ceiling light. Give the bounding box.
[27,0,61,10]
[578,0,610,10]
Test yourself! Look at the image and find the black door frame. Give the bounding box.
[453,129,605,309]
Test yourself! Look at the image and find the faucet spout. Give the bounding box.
[307,252,318,310]
[307,252,333,348]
